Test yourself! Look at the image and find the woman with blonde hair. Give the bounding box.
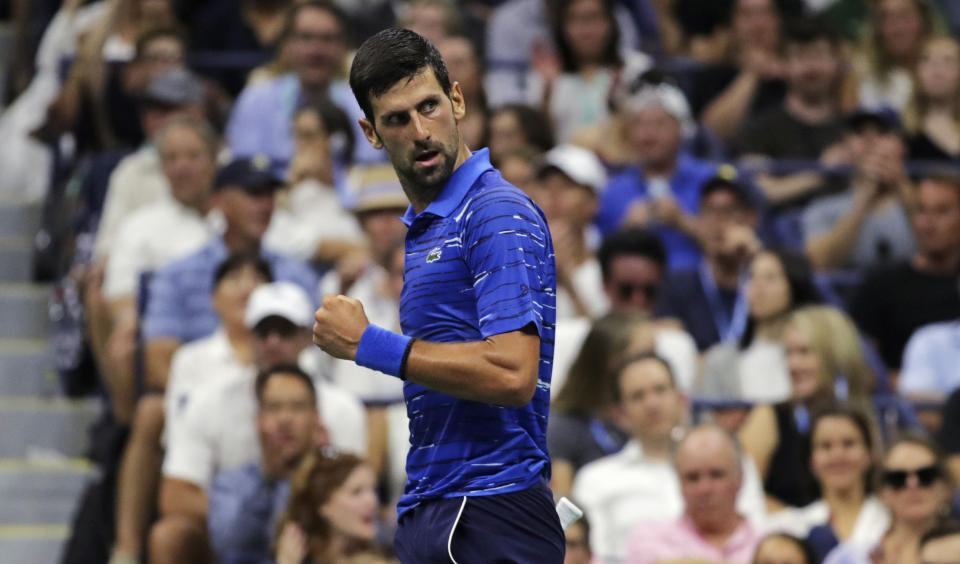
[275,450,381,564]
[846,0,941,112]
[904,36,960,160]
[740,305,874,510]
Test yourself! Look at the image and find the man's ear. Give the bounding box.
[449,81,466,121]
[358,117,383,150]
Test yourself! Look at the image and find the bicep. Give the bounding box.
[486,326,540,377]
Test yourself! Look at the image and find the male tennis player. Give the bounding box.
[311,27,563,563]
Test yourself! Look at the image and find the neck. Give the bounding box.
[754,315,787,341]
[824,484,866,511]
[785,92,835,124]
[692,513,743,545]
[224,324,252,364]
[407,143,473,214]
[638,433,673,461]
[913,248,960,274]
[314,532,351,564]
[643,157,677,179]
[222,228,261,254]
[708,256,742,289]
[890,515,939,542]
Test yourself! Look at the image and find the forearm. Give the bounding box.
[701,71,759,140]
[404,335,538,407]
[806,199,871,270]
[755,172,824,205]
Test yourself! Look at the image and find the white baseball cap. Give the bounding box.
[623,83,696,139]
[538,145,607,195]
[244,282,314,329]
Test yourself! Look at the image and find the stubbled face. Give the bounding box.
[810,416,872,494]
[603,255,663,313]
[361,68,464,199]
[753,536,808,564]
[881,442,950,525]
[616,359,683,443]
[289,7,347,88]
[563,0,612,64]
[212,265,270,332]
[912,179,960,258]
[676,429,742,531]
[746,252,791,322]
[917,39,960,101]
[159,125,216,209]
[320,465,379,542]
[783,324,823,402]
[257,373,319,474]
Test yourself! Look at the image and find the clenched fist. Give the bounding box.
[313,294,370,361]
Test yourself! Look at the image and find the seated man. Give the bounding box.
[573,354,766,563]
[656,176,760,350]
[624,425,765,564]
[142,156,319,391]
[207,365,327,564]
[151,282,365,564]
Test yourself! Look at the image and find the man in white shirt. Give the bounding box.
[572,353,765,563]
[151,282,366,563]
[98,115,220,425]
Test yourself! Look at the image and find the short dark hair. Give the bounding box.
[784,16,839,48]
[349,27,452,123]
[213,252,273,288]
[598,228,667,281]
[255,363,317,406]
[610,352,675,403]
[919,520,960,552]
[698,176,755,211]
[134,27,185,61]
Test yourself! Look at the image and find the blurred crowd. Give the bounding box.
[1,0,960,563]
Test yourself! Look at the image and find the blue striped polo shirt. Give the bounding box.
[397,148,557,516]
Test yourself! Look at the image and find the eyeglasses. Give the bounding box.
[615,281,659,302]
[882,464,941,490]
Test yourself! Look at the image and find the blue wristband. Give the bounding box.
[355,325,413,378]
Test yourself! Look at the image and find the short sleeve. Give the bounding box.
[102,218,147,299]
[163,392,216,488]
[898,328,940,395]
[462,187,554,339]
[802,197,843,243]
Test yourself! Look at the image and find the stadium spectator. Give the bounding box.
[846,0,940,113]
[398,0,460,45]
[904,37,960,161]
[152,282,365,564]
[548,312,653,498]
[851,172,960,372]
[207,365,327,564]
[938,388,960,484]
[436,35,487,150]
[498,146,548,205]
[822,433,954,564]
[527,0,651,143]
[900,319,960,402]
[624,425,765,564]
[803,111,916,271]
[656,176,761,351]
[699,249,820,404]
[595,83,717,270]
[485,103,555,167]
[564,516,594,564]
[765,405,888,561]
[109,254,272,564]
[225,1,382,179]
[699,0,787,141]
[917,521,960,564]
[274,451,380,564]
[574,354,766,563]
[753,533,816,564]
[537,144,609,319]
[483,0,640,107]
[740,306,875,509]
[141,156,318,391]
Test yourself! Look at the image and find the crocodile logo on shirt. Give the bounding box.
[426,247,442,263]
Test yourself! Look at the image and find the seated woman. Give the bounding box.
[764,405,890,561]
[740,306,874,510]
[904,36,960,161]
[699,249,820,405]
[823,433,955,564]
[275,450,381,564]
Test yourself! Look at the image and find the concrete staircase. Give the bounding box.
[0,199,99,563]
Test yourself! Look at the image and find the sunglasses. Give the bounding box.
[882,464,941,490]
[253,318,300,339]
[614,282,659,302]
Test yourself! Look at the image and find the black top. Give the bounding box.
[939,388,960,455]
[687,64,787,119]
[908,131,960,162]
[655,268,737,351]
[766,402,820,507]
[735,105,845,159]
[852,261,960,369]
[546,412,628,472]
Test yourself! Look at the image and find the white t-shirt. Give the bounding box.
[102,198,219,299]
[93,147,171,259]
[263,178,363,261]
[700,338,791,403]
[555,258,609,320]
[764,496,890,548]
[163,363,368,489]
[573,440,767,563]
